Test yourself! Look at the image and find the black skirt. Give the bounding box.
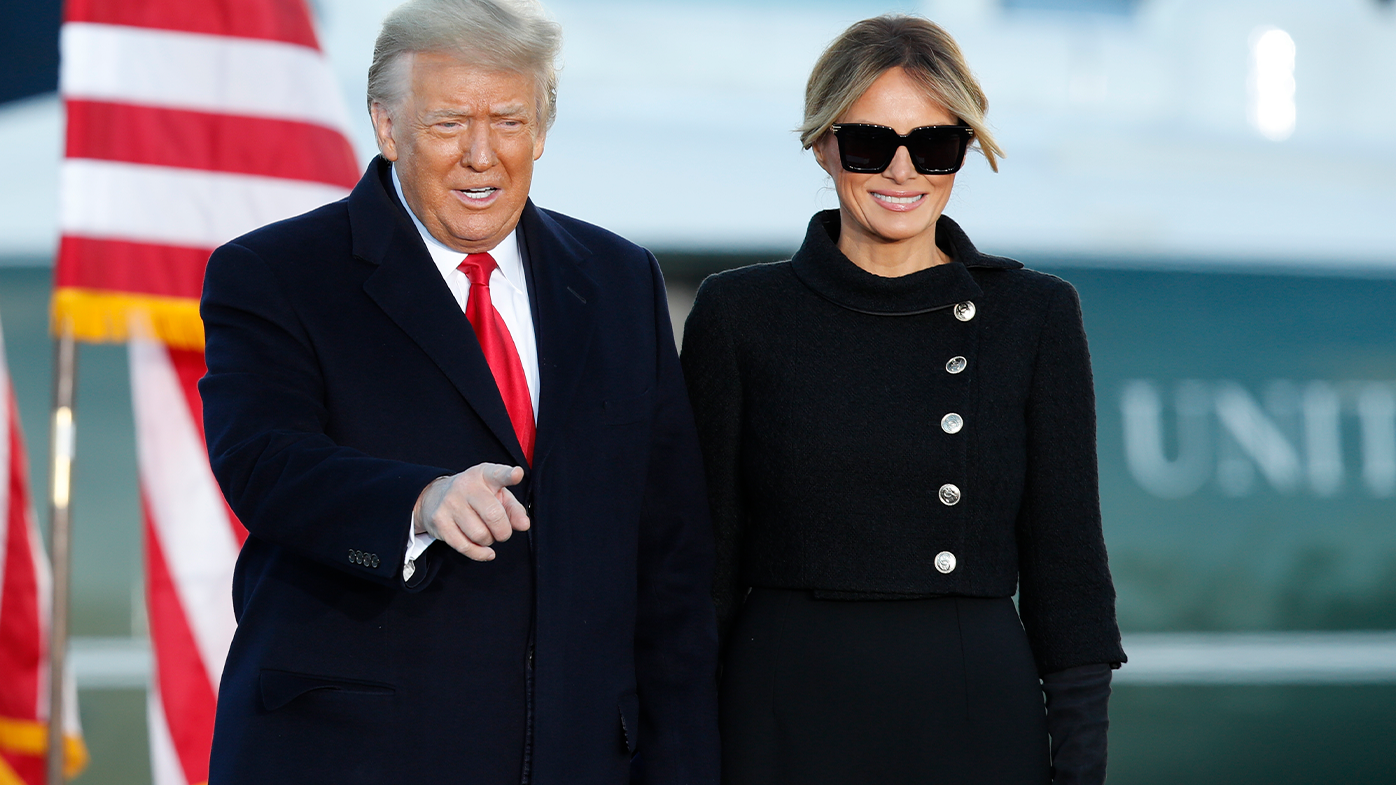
[720,589,1050,785]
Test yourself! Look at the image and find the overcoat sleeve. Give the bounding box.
[1013,280,1126,673]
[200,240,449,588]
[632,254,721,784]
[679,276,746,641]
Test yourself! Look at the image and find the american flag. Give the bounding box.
[0,312,86,785]
[55,1,360,782]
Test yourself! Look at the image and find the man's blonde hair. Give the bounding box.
[367,0,562,129]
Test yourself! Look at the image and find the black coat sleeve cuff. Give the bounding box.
[1041,662,1113,785]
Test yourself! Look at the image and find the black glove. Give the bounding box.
[1041,662,1114,785]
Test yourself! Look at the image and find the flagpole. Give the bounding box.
[46,321,77,785]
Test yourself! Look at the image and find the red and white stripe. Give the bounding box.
[59,0,358,303]
[0,316,82,785]
[59,1,361,782]
[130,341,244,785]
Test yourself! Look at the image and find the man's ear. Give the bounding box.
[370,102,399,162]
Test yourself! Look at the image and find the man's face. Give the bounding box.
[371,52,546,254]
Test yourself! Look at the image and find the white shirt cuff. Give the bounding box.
[403,519,435,581]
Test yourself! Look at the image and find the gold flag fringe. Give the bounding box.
[51,288,205,350]
[0,715,91,780]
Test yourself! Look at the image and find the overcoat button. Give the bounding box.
[348,549,359,565]
[941,413,963,434]
[938,484,961,506]
[953,302,976,321]
[946,356,967,374]
[935,551,957,574]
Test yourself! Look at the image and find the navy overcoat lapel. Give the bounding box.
[517,200,598,472]
[350,158,529,467]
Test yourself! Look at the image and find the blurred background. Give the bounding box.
[2,0,1394,782]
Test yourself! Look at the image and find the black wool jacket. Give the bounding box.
[680,210,1126,675]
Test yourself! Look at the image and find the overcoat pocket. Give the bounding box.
[259,668,395,711]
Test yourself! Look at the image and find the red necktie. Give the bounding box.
[458,252,535,463]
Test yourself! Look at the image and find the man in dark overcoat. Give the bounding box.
[199,1,719,782]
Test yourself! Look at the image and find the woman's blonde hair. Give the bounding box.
[800,15,1003,172]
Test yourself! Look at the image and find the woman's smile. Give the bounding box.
[870,190,927,210]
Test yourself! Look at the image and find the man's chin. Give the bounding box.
[438,218,518,253]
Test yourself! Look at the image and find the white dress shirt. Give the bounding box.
[392,167,539,579]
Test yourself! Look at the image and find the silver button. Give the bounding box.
[953,301,976,321]
[946,356,967,374]
[938,483,961,505]
[934,551,957,574]
[941,413,963,434]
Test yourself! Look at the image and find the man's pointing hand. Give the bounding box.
[413,463,530,561]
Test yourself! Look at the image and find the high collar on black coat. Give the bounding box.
[345,156,599,472]
[791,209,1023,316]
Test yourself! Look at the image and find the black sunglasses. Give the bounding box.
[830,123,975,175]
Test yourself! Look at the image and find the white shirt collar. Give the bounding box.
[391,165,527,297]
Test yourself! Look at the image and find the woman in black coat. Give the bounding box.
[680,15,1126,785]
